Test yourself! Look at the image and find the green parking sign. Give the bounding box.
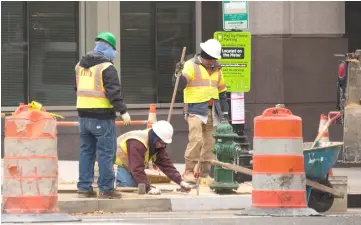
[214,31,251,92]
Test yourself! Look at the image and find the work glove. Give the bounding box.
[121,112,131,126]
[179,181,192,193]
[175,61,184,77]
[148,187,161,195]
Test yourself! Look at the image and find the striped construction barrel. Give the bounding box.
[3,104,59,214]
[246,107,317,216]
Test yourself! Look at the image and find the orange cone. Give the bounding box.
[147,104,157,129]
[319,114,332,176]
[317,114,329,146]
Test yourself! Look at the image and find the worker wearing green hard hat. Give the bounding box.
[75,31,131,199]
[95,31,117,50]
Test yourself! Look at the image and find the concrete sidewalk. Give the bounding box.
[2,160,360,213]
[2,160,360,194]
[58,183,252,213]
[43,161,361,211]
[1,160,252,213]
[55,160,252,213]
[55,161,360,193]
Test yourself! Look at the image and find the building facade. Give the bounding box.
[1,1,361,163]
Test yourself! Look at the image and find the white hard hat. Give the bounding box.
[152,120,174,144]
[200,39,222,59]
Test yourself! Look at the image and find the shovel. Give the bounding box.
[167,47,187,122]
[311,111,341,149]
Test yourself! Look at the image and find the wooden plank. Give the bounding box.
[306,179,344,198]
[211,160,345,198]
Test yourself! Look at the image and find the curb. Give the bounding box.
[171,195,252,211]
[59,198,172,213]
[58,195,252,213]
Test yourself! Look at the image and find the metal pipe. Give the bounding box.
[56,120,148,127]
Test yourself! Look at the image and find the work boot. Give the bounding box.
[98,189,122,199]
[182,170,196,183]
[182,160,197,183]
[199,162,212,178]
[77,189,97,198]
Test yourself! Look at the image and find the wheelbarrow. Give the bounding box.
[211,142,346,213]
[211,111,345,213]
[303,141,344,213]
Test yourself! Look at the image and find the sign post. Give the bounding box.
[219,1,252,183]
[218,1,250,139]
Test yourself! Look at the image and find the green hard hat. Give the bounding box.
[95,31,116,49]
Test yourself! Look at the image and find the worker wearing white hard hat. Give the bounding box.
[114,120,192,195]
[172,38,229,183]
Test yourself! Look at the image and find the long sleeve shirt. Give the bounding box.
[127,139,182,192]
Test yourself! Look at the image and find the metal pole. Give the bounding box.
[57,120,148,127]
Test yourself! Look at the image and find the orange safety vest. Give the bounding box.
[75,62,113,109]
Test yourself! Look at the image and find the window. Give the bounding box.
[28,2,79,106]
[1,2,27,106]
[1,2,79,107]
[119,1,195,104]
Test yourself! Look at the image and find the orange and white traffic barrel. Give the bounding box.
[246,107,318,216]
[2,103,59,214]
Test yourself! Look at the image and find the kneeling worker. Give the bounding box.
[115,120,192,195]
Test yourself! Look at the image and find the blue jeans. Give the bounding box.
[116,165,137,187]
[77,117,117,193]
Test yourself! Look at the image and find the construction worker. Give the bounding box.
[115,120,193,195]
[75,31,131,199]
[173,39,229,182]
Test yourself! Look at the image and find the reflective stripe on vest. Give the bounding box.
[75,62,113,108]
[183,59,221,103]
[76,63,109,97]
[216,68,225,91]
[115,129,155,170]
[186,62,221,88]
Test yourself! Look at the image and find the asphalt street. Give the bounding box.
[4,210,361,225]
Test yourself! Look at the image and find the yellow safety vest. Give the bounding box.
[182,59,227,104]
[75,62,114,109]
[115,129,156,169]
